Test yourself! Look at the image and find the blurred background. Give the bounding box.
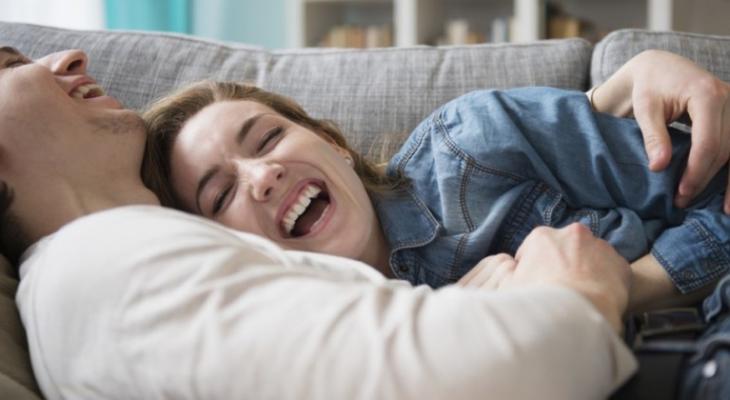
[1,0,729,49]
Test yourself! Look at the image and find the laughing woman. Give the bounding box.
[143,49,730,313]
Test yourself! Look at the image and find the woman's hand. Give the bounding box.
[591,49,730,213]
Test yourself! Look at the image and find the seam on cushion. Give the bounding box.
[271,38,591,57]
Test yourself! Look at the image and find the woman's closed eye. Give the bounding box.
[3,57,29,69]
[257,126,283,153]
[212,183,236,216]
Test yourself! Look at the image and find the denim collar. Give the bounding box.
[372,187,441,256]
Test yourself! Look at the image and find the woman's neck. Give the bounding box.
[363,220,394,279]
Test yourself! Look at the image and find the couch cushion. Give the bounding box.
[0,21,591,158]
[0,256,42,400]
[592,29,730,86]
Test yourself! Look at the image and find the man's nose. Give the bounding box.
[242,161,285,202]
[36,49,88,76]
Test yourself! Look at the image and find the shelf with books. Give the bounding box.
[287,0,677,48]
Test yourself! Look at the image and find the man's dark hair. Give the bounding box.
[0,181,27,269]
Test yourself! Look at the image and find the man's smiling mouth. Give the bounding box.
[281,182,331,238]
[70,82,105,99]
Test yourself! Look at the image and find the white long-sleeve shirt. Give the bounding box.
[16,206,636,400]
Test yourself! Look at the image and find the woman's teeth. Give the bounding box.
[70,83,105,99]
[282,184,322,235]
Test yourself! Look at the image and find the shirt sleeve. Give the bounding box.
[27,207,636,400]
[440,87,730,292]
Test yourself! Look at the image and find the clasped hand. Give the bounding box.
[458,224,630,333]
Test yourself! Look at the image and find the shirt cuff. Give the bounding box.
[652,218,730,293]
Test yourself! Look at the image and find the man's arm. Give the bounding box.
[21,207,637,400]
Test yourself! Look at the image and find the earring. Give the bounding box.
[345,156,354,166]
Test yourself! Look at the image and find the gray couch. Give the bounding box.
[1,21,730,399]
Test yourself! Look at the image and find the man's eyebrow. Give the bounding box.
[0,46,22,56]
[236,113,268,145]
[195,165,221,214]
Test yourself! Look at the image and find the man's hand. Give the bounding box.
[504,224,631,333]
[457,253,516,290]
[591,49,730,212]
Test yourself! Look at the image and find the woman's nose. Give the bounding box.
[244,161,285,202]
[36,49,88,76]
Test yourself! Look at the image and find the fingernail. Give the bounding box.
[679,183,694,197]
[651,148,663,162]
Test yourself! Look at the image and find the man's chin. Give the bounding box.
[80,95,124,110]
[88,108,145,136]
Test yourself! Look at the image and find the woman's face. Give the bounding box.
[170,100,381,260]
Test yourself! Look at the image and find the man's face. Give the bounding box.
[0,47,147,240]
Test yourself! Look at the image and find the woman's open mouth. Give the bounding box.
[280,182,332,238]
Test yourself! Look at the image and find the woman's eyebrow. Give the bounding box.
[0,46,22,56]
[236,113,267,145]
[236,112,280,145]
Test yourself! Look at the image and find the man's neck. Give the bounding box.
[18,180,160,245]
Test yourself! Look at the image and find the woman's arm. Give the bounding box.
[589,49,730,212]
[628,253,715,313]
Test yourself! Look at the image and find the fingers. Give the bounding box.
[458,254,515,289]
[676,96,727,208]
[633,93,672,171]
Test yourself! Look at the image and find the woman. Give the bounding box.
[143,49,730,312]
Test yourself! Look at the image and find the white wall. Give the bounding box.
[674,0,730,35]
[0,0,105,30]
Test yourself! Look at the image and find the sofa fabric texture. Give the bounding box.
[1,21,729,399]
[0,22,591,158]
[592,29,730,84]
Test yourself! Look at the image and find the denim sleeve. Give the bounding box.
[437,87,730,292]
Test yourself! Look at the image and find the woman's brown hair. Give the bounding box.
[142,81,402,209]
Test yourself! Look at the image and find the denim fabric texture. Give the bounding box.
[678,275,730,399]
[375,87,730,291]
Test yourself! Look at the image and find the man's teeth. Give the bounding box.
[282,184,322,235]
[70,83,105,99]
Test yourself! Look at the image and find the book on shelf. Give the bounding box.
[436,18,489,45]
[318,25,392,48]
[545,1,600,42]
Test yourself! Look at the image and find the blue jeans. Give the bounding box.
[679,275,730,399]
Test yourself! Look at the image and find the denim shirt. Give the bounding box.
[373,87,730,291]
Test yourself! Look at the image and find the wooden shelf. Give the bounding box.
[287,0,675,48]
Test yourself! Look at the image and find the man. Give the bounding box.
[1,47,728,399]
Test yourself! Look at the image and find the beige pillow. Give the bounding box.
[0,256,42,399]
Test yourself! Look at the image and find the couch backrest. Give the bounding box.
[592,29,730,85]
[0,21,592,158]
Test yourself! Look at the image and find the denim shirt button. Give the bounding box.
[702,360,718,378]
